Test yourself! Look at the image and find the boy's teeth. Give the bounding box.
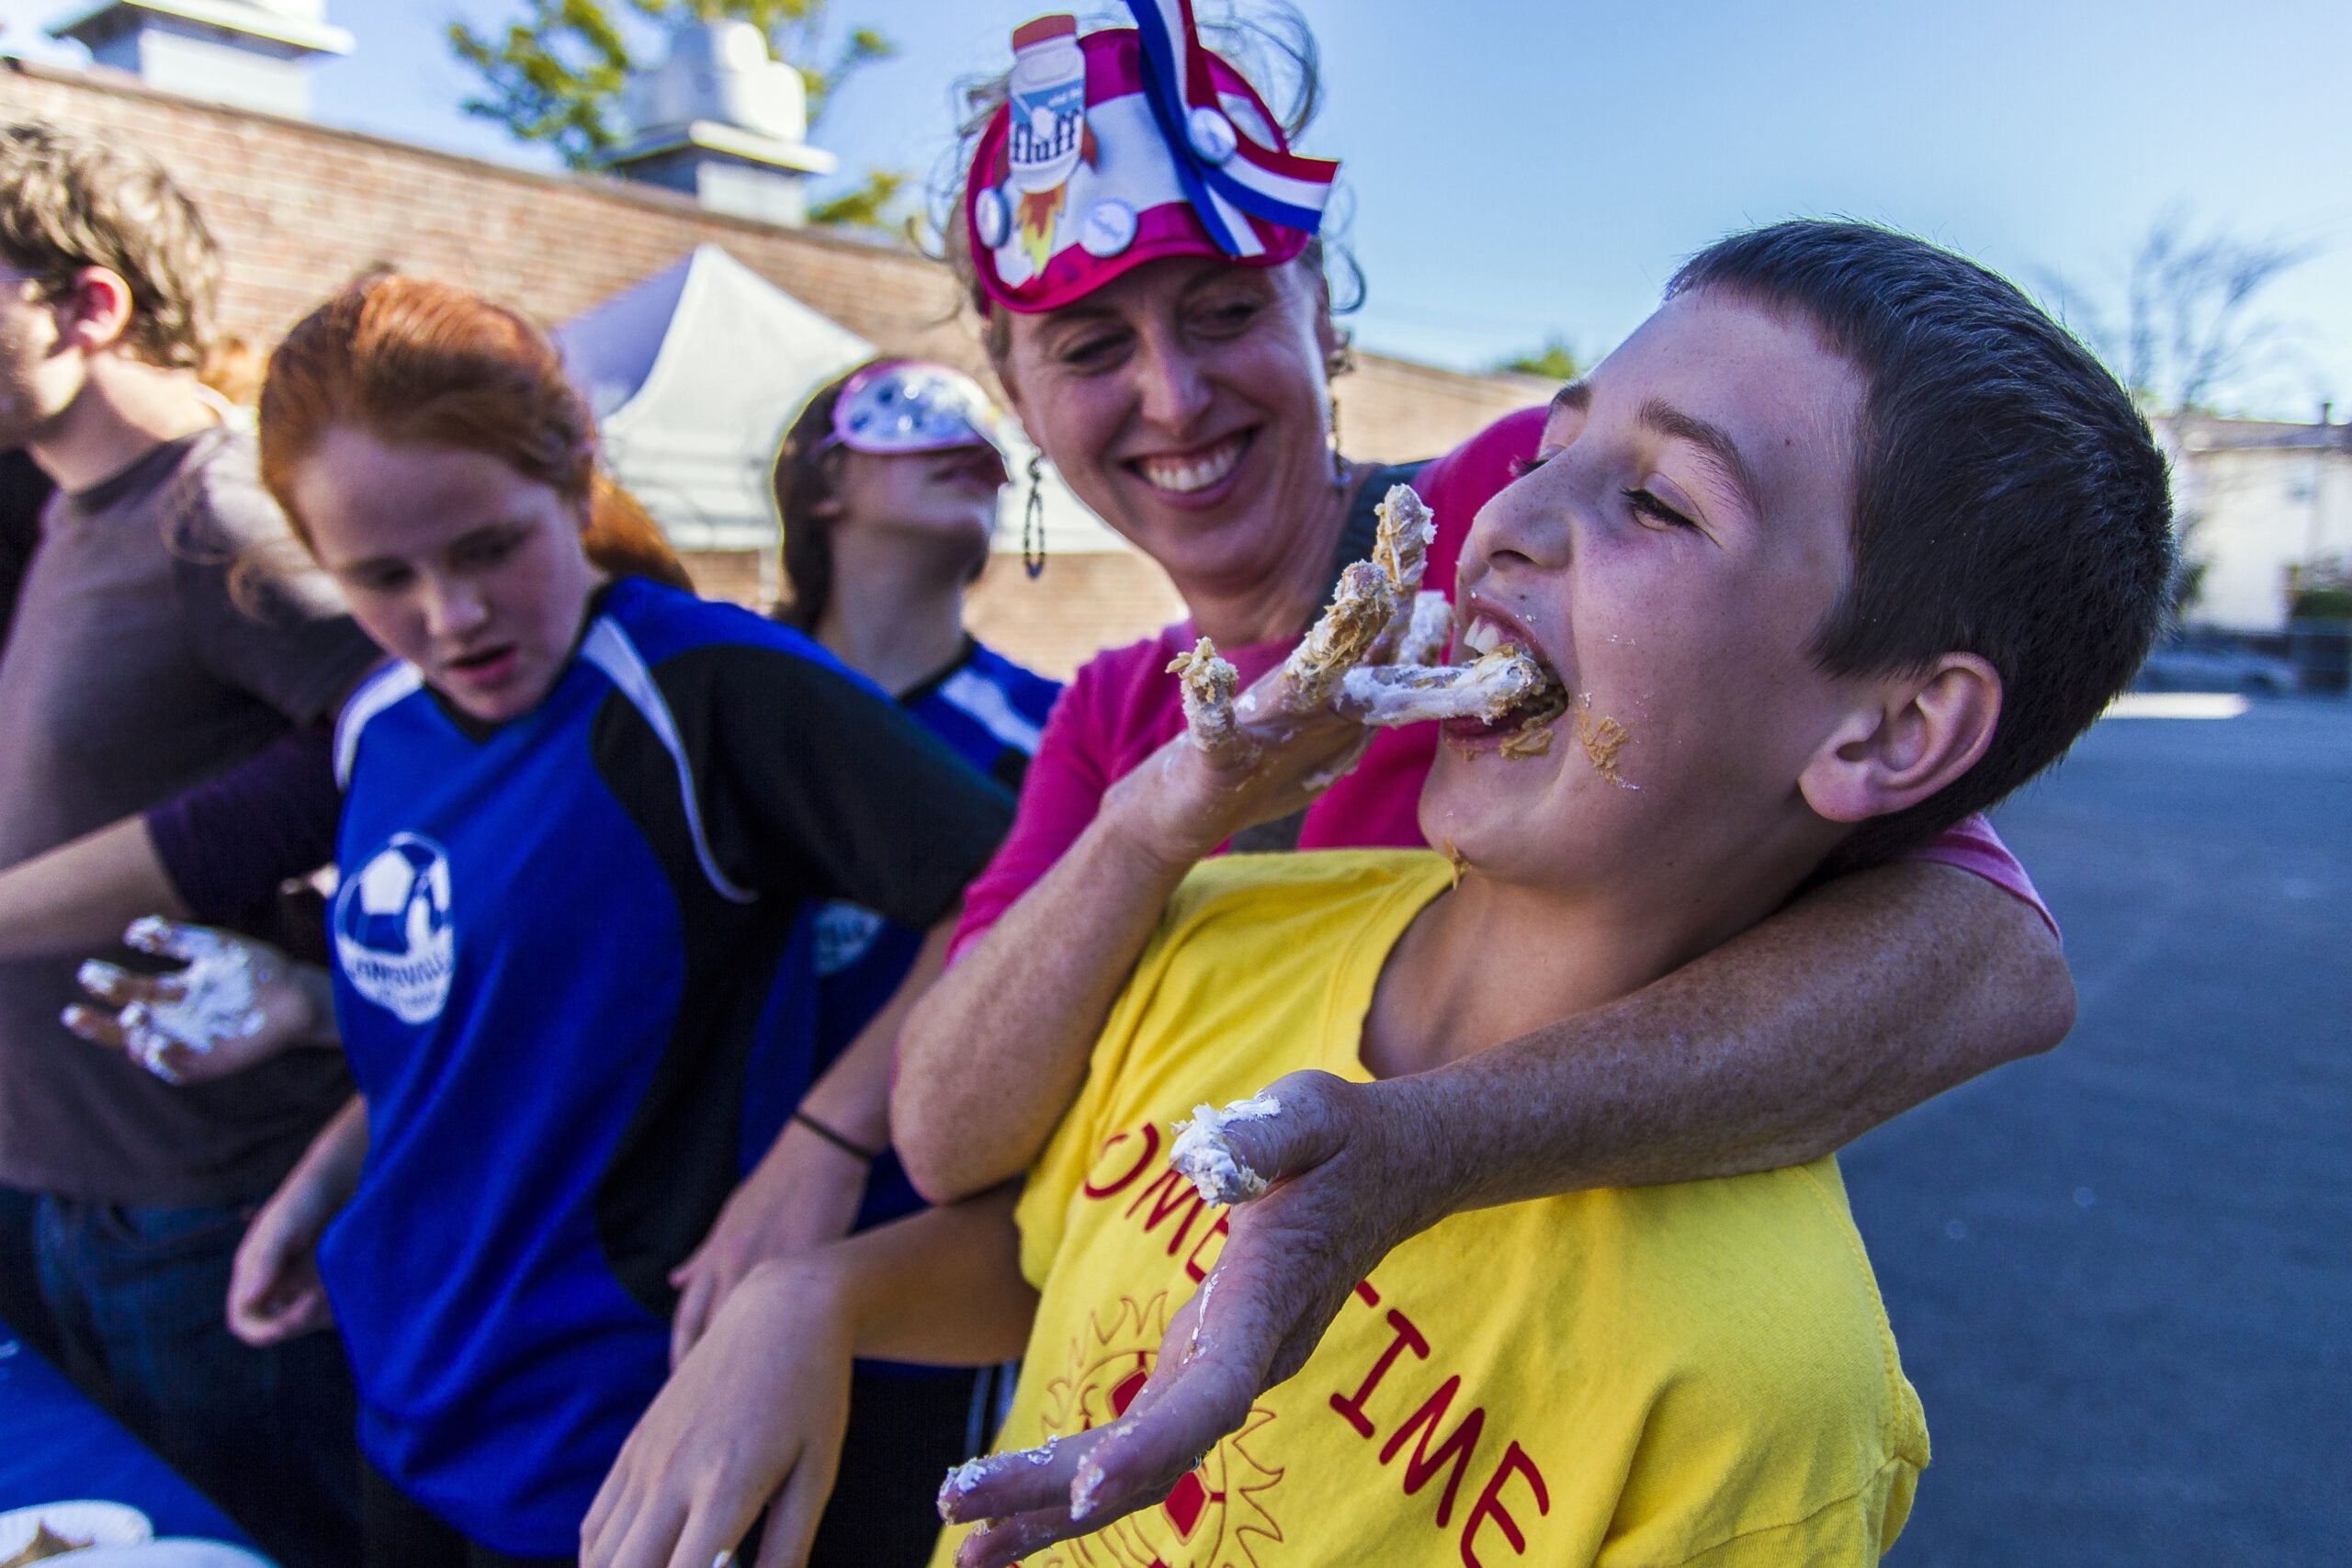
[1138,438,1243,494]
[1463,619,1502,655]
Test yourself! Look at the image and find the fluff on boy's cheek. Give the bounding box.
[1570,697,1637,788]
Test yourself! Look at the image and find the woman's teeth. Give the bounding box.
[1463,618,1505,656]
[1136,436,1245,494]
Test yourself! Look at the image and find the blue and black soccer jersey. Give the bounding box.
[316,576,1012,1555]
[802,637,1061,1231]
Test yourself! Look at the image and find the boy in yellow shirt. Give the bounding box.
[584,220,2173,1568]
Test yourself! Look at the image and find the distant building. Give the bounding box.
[0,25,1547,675]
[2161,411,2352,632]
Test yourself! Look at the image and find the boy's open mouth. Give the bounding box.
[1439,649,1570,744]
[1340,637,1570,742]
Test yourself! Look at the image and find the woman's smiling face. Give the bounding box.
[994,254,1344,607]
[1424,288,1872,902]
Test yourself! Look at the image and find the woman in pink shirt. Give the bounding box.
[888,1,2070,1524]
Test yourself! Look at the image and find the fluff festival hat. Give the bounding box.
[965,0,1341,314]
[824,360,1009,464]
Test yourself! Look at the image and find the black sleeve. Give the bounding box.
[0,450,53,657]
[656,645,1014,928]
[144,724,344,923]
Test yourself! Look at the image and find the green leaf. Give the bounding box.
[806,168,907,233]
[1496,335,1580,381]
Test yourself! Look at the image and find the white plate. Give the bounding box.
[0,1501,153,1558]
[46,1543,273,1567]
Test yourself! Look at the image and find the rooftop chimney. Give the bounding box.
[603,19,836,227]
[47,0,352,118]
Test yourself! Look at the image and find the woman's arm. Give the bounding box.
[896,643,1385,1201]
[584,1186,1035,1568]
[961,858,2071,1549]
[897,793,1193,1201]
[0,816,189,963]
[0,726,343,964]
[665,913,961,1366]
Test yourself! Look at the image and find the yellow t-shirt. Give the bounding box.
[932,851,1928,1568]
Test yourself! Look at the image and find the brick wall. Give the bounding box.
[0,58,1544,675]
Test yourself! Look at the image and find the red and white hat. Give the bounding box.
[965,1,1342,314]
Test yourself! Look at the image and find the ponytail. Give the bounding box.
[583,473,695,592]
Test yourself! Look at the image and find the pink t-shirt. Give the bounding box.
[955,408,2052,953]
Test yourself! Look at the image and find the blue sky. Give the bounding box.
[5,0,2346,418]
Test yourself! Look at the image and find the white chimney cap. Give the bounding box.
[622,17,808,147]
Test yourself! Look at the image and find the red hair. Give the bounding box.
[257,274,694,593]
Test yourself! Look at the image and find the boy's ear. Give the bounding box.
[1799,654,2002,825]
[54,265,136,356]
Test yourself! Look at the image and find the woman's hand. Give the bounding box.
[1108,486,1444,870]
[666,1120,868,1368]
[938,1071,1453,1562]
[63,918,331,1084]
[583,1261,854,1568]
[1110,581,1450,874]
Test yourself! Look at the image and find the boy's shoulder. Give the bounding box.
[1344,1160,1926,1565]
[1551,1161,1929,1560]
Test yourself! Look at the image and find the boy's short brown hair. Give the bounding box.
[1670,221,2176,870]
[0,121,220,369]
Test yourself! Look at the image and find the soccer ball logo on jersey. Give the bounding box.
[334,834,455,1024]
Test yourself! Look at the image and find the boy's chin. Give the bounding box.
[1419,753,1566,865]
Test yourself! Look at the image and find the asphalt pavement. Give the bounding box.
[1848,695,2351,1565]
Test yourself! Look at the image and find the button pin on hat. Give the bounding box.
[974,187,1012,250]
[1186,105,1238,164]
[1080,199,1138,257]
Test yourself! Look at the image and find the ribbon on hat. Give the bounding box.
[1122,0,1340,258]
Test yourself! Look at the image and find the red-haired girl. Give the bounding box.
[90,275,1013,1567]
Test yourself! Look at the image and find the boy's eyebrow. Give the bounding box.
[1639,397,1765,516]
[1548,379,1593,417]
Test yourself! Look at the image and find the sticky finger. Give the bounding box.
[937,1429,1095,1525]
[1396,592,1453,666]
[1167,637,1256,764]
[1370,484,1436,597]
[123,915,203,962]
[955,1506,1087,1568]
[1274,562,1395,711]
[60,1003,129,1051]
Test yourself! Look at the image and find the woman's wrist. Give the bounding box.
[1097,763,1222,880]
[1358,1072,1493,1232]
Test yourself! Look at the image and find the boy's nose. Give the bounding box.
[1465,461,1577,580]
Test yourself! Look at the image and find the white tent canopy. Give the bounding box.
[555,243,1123,562]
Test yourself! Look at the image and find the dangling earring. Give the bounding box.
[1023,452,1048,580]
[1328,395,1348,491]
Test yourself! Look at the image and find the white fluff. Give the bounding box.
[1170,1093,1283,1205]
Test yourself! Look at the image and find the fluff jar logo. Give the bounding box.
[334,833,456,1025]
[1002,13,1095,271]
